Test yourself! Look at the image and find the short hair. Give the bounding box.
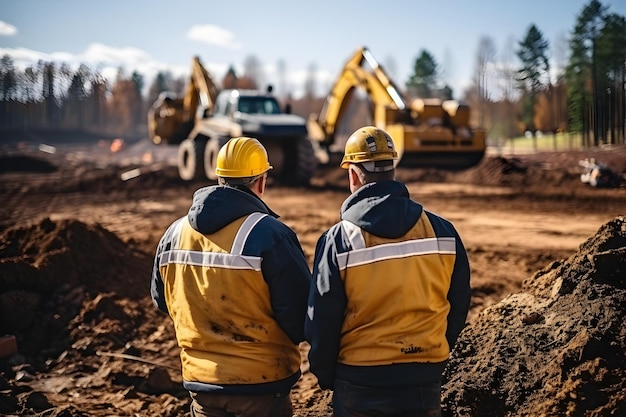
[218,174,262,187]
[350,163,394,184]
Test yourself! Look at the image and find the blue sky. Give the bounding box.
[2,0,625,99]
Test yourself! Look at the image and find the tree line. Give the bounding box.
[406,0,625,147]
[0,0,624,147]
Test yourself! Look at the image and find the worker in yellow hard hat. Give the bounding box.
[305,126,471,417]
[151,137,311,417]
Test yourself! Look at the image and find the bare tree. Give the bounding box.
[109,68,142,135]
[302,62,318,116]
[22,66,40,126]
[243,54,264,90]
[0,55,18,127]
[497,35,521,148]
[440,48,455,98]
[473,35,497,128]
[304,62,317,100]
[277,59,287,99]
[551,31,569,134]
[88,73,108,130]
[64,64,92,129]
[22,66,40,102]
[41,61,59,126]
[383,55,399,86]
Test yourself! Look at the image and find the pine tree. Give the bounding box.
[516,24,550,138]
[566,0,607,145]
[406,50,439,98]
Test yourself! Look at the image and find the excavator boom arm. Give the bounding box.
[184,56,219,119]
[314,47,407,139]
[148,56,219,146]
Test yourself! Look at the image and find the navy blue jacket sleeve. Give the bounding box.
[425,212,471,350]
[305,226,347,390]
[445,230,471,349]
[260,224,312,345]
[151,223,174,314]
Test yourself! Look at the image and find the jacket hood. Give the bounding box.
[187,185,278,235]
[340,180,422,239]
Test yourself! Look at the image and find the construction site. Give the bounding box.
[2,0,626,411]
[0,132,624,416]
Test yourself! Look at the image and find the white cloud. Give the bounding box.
[0,21,17,36]
[186,24,242,49]
[82,43,152,67]
[0,47,43,67]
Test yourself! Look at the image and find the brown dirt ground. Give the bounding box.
[0,136,625,416]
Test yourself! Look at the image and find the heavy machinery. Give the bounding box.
[148,56,316,185]
[307,46,486,169]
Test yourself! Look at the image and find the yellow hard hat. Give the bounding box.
[340,126,398,170]
[215,137,272,178]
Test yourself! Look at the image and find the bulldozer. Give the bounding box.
[148,56,317,185]
[307,46,486,169]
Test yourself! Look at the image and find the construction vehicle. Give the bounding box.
[307,46,486,169]
[148,56,317,185]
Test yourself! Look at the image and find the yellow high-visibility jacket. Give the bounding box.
[152,185,311,395]
[305,180,471,390]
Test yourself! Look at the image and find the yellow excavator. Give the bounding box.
[148,56,317,185]
[307,46,486,169]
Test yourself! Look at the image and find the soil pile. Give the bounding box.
[442,216,626,417]
[403,148,626,190]
[0,218,187,416]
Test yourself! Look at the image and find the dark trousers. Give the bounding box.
[189,391,293,417]
[332,379,442,417]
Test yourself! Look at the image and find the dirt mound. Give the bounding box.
[394,146,626,192]
[0,218,149,299]
[452,155,558,187]
[441,216,626,417]
[0,218,187,416]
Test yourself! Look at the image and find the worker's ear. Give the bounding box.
[348,165,362,192]
[256,173,267,196]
